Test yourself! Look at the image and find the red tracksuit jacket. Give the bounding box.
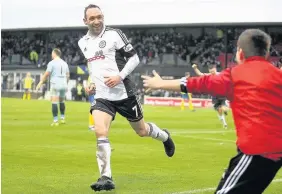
[186,56,282,160]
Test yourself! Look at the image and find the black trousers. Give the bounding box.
[215,150,282,194]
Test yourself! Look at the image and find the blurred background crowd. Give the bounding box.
[2,26,282,100]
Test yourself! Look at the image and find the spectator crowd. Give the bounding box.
[2,26,281,99]
[2,27,281,69]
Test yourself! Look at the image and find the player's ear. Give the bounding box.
[239,48,245,61]
[83,18,87,25]
[265,51,270,60]
[235,47,243,64]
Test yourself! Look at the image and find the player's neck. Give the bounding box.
[88,25,105,37]
[88,30,101,37]
[53,56,60,60]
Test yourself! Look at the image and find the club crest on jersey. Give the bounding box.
[124,44,133,52]
[99,40,106,48]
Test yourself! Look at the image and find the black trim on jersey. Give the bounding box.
[105,27,136,58]
[118,45,136,58]
[105,26,136,57]
[115,50,137,97]
[117,30,129,44]
[105,26,129,45]
[99,27,107,38]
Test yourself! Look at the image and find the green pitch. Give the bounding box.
[2,98,281,194]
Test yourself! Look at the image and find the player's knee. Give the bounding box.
[218,107,223,114]
[51,96,59,102]
[94,123,109,137]
[95,127,108,137]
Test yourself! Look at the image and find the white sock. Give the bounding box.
[217,113,222,121]
[147,123,168,142]
[220,115,227,126]
[96,137,112,178]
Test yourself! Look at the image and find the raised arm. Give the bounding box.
[192,64,208,76]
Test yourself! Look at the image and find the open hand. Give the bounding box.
[141,70,163,90]
[104,76,122,88]
[35,81,43,91]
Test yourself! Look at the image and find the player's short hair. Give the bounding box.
[208,64,216,69]
[52,48,62,57]
[237,29,271,58]
[185,72,190,77]
[84,4,101,19]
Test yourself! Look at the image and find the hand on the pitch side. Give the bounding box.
[35,81,43,91]
[141,70,163,90]
[104,76,122,88]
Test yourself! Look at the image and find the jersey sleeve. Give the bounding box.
[78,39,86,58]
[46,62,53,73]
[66,63,70,73]
[185,68,233,100]
[114,29,136,58]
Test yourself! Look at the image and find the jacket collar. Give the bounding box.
[245,56,268,62]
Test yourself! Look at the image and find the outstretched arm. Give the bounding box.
[142,69,233,99]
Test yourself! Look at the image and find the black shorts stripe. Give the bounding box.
[217,155,253,194]
[136,96,143,115]
[215,150,282,194]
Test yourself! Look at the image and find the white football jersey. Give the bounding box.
[78,26,137,101]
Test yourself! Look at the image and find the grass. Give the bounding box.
[1,98,282,194]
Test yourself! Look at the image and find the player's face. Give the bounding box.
[209,68,216,75]
[84,8,104,35]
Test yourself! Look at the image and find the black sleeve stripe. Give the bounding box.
[116,29,129,45]
[105,27,129,45]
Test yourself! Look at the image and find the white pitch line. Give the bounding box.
[170,187,215,194]
[170,178,282,194]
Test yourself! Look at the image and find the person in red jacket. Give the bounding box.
[142,29,282,194]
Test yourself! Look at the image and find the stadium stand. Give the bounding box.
[2,26,282,99]
[2,27,281,68]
